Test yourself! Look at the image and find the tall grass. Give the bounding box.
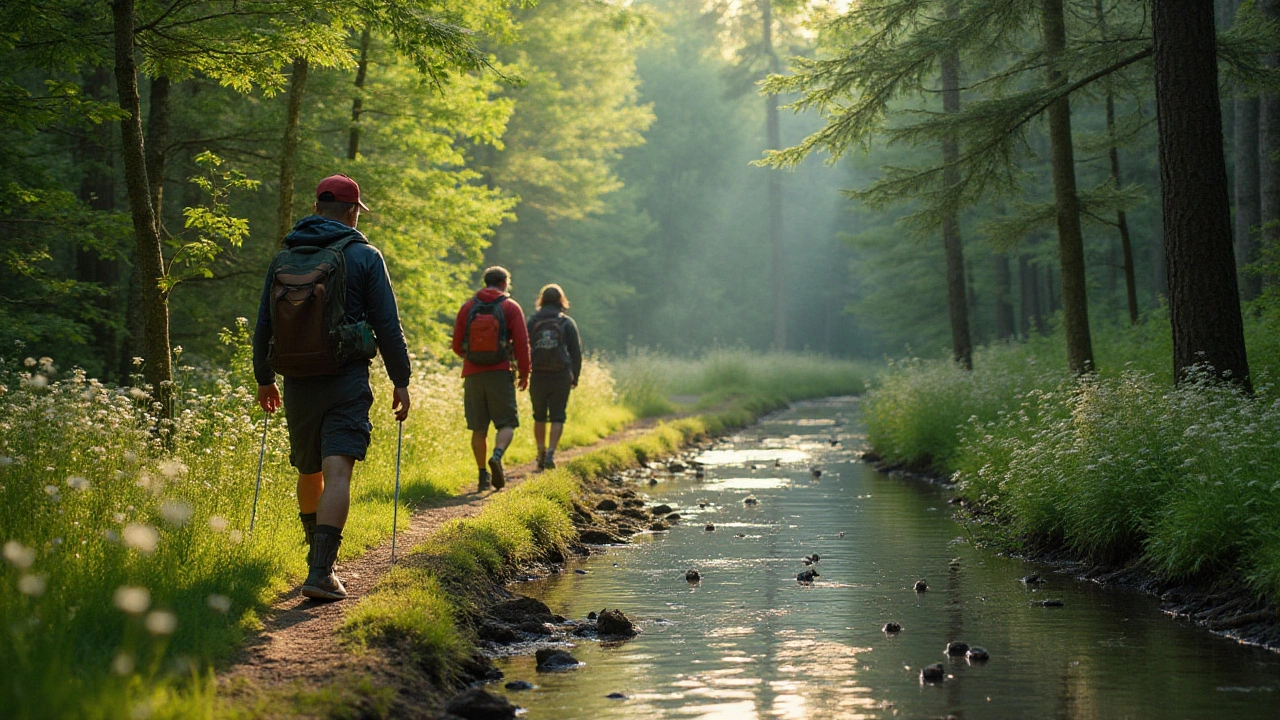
[609,348,873,416]
[0,321,630,719]
[864,317,1280,601]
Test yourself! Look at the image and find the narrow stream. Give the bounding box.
[493,397,1280,719]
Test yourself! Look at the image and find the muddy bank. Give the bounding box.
[864,451,1280,652]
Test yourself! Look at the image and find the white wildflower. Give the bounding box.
[122,524,159,554]
[157,460,186,479]
[3,541,35,569]
[208,516,228,532]
[23,357,36,368]
[0,456,13,467]
[159,499,192,527]
[28,375,48,389]
[122,451,138,464]
[132,357,144,367]
[43,485,59,501]
[129,387,148,400]
[207,594,232,613]
[113,586,150,614]
[112,652,135,676]
[113,512,126,523]
[18,574,47,597]
[228,530,243,545]
[104,529,119,543]
[66,476,91,491]
[144,610,177,635]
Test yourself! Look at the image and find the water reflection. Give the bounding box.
[494,398,1280,719]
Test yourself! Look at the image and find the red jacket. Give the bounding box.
[452,287,531,379]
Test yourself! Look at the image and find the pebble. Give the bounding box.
[1022,574,1044,585]
[966,646,990,662]
[810,467,822,477]
[797,569,820,584]
[574,569,588,575]
[504,680,534,690]
[743,494,759,506]
[606,692,627,699]
[882,621,902,633]
[919,662,945,682]
[945,641,969,656]
[685,569,701,583]
[704,523,715,532]
[914,579,929,593]
[1039,599,1064,607]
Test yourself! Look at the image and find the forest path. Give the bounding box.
[216,419,656,707]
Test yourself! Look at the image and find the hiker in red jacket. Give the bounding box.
[452,266,531,491]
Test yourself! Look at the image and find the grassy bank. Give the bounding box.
[610,348,874,417]
[0,324,629,720]
[864,317,1280,603]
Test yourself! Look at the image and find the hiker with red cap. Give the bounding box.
[252,174,412,601]
[451,266,531,492]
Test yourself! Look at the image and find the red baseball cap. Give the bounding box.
[315,174,370,211]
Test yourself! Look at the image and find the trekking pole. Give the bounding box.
[391,419,404,563]
[250,412,269,533]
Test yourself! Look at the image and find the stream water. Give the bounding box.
[492,397,1280,719]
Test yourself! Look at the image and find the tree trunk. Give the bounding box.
[995,253,1015,340]
[112,0,172,415]
[348,28,372,161]
[1019,255,1043,338]
[763,0,785,349]
[144,75,170,224]
[1153,0,1251,390]
[278,57,309,247]
[1235,95,1262,298]
[1095,0,1139,324]
[1042,0,1095,374]
[1259,0,1280,289]
[941,2,972,368]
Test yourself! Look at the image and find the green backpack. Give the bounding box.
[266,237,376,377]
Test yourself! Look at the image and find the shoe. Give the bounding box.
[299,512,317,566]
[301,526,347,601]
[478,469,492,492]
[543,450,556,470]
[488,454,506,490]
[535,451,547,471]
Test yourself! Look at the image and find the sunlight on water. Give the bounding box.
[493,398,1280,719]
[693,449,809,466]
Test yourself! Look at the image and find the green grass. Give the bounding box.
[609,348,874,417]
[864,315,1280,601]
[0,321,630,720]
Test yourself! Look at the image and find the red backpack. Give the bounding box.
[463,294,510,365]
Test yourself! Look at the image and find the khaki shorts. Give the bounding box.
[464,370,519,431]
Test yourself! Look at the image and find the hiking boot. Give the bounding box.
[543,450,556,470]
[301,526,347,601]
[299,512,317,565]
[488,454,506,490]
[478,469,492,492]
[535,451,547,471]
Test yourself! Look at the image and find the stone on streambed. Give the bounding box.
[504,680,534,691]
[606,692,628,699]
[882,621,902,634]
[649,521,669,532]
[621,508,649,521]
[535,648,582,670]
[477,621,518,643]
[580,528,625,544]
[595,498,618,511]
[743,494,759,506]
[1038,598,1065,607]
[919,663,946,683]
[623,498,645,508]
[797,569,820,584]
[444,688,518,719]
[705,523,715,532]
[945,641,969,656]
[651,504,673,515]
[597,608,639,637]
[914,579,929,593]
[966,646,990,663]
[1022,573,1044,585]
[665,513,682,522]
[685,569,701,583]
[490,596,555,625]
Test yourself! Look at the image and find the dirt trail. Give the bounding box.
[217,421,654,703]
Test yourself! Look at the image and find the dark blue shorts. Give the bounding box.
[530,372,572,423]
[282,367,374,474]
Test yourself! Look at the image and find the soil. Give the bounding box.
[216,420,662,718]
[863,452,1280,652]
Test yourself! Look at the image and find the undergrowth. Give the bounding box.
[864,316,1280,602]
[0,321,629,720]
